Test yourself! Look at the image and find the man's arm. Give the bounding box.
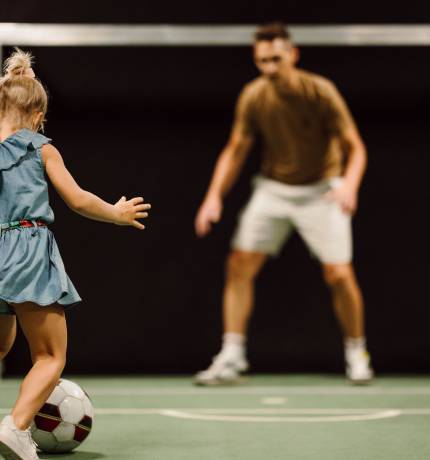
[329,126,367,214]
[341,127,367,191]
[207,128,254,199]
[195,127,254,237]
[321,80,367,214]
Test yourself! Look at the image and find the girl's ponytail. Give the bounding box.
[3,47,33,77]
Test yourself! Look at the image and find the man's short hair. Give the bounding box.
[254,22,291,42]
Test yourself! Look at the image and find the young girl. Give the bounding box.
[0,48,151,460]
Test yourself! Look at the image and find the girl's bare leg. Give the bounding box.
[0,314,16,361]
[10,302,67,430]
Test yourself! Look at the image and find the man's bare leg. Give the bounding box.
[223,250,268,334]
[194,250,267,385]
[322,263,364,338]
[322,263,373,383]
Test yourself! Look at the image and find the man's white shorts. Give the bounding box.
[231,175,352,264]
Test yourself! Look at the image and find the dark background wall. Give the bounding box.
[2,2,430,374]
[2,0,430,23]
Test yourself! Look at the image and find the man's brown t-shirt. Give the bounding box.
[234,69,357,185]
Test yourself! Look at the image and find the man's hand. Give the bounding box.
[114,196,151,229]
[325,182,358,215]
[195,194,223,237]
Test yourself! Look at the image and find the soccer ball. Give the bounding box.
[30,379,94,453]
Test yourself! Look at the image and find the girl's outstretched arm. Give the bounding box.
[42,144,150,229]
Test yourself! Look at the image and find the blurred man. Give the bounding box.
[194,23,373,385]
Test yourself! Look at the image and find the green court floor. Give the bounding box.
[1,375,430,459]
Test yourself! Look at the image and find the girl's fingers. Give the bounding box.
[130,197,144,205]
[115,196,127,205]
[132,220,145,230]
[134,203,151,211]
[135,212,149,219]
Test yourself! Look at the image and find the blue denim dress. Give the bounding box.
[0,129,81,314]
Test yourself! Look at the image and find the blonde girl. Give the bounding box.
[0,48,150,460]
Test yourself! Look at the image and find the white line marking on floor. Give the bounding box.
[1,407,430,417]
[4,384,430,396]
[261,397,287,405]
[159,409,402,423]
[72,386,430,396]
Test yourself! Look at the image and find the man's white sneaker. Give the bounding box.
[346,349,374,385]
[193,353,249,386]
[0,415,39,460]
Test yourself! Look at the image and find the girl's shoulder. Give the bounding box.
[0,129,51,171]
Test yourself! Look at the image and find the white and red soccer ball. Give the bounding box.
[31,379,94,453]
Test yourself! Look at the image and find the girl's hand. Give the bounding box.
[114,196,151,229]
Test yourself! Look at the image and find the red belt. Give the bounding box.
[0,220,47,235]
[18,220,47,228]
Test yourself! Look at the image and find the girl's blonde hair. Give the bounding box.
[0,48,48,132]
